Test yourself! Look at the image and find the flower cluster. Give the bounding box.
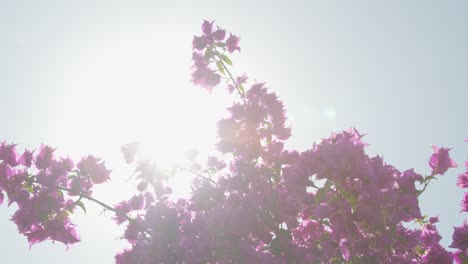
[109,21,467,264]
[1,20,468,264]
[0,142,110,246]
[449,140,468,263]
[191,20,241,93]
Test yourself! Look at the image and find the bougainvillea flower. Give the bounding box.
[0,141,18,166]
[212,28,226,41]
[421,245,454,263]
[19,149,33,167]
[192,52,206,66]
[35,144,56,170]
[77,155,111,184]
[226,33,241,53]
[458,172,468,188]
[130,195,146,211]
[429,145,457,175]
[450,220,468,251]
[461,192,468,212]
[121,142,139,164]
[191,65,221,93]
[192,35,207,51]
[201,20,214,35]
[429,216,439,224]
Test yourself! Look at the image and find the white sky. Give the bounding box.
[1,1,467,263]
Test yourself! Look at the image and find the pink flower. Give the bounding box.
[236,73,248,84]
[313,203,333,219]
[130,195,146,211]
[226,33,241,53]
[121,142,139,164]
[450,220,468,251]
[192,35,207,51]
[421,245,454,264]
[453,249,467,264]
[212,28,226,41]
[192,52,206,66]
[114,201,131,225]
[191,65,221,93]
[19,149,33,167]
[461,192,468,212]
[421,223,442,247]
[429,216,439,224]
[457,172,468,188]
[67,177,93,196]
[339,239,351,261]
[0,141,18,166]
[201,20,214,35]
[35,144,56,170]
[429,145,457,175]
[44,219,80,246]
[77,155,111,184]
[0,161,13,180]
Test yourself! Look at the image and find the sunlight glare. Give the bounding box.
[54,28,229,201]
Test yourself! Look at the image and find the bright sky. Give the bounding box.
[1,1,467,263]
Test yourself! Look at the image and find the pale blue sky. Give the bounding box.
[1,1,467,263]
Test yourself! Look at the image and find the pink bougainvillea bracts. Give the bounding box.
[0,142,110,247]
[1,20,467,264]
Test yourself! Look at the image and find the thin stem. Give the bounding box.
[418,172,436,197]
[57,186,132,222]
[178,167,217,184]
[57,187,115,212]
[213,48,245,98]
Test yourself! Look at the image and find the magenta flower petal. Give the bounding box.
[429,145,457,175]
[213,28,226,41]
[77,155,111,184]
[121,142,139,164]
[201,20,214,35]
[429,216,439,224]
[0,141,18,166]
[19,149,33,167]
[457,173,468,188]
[35,144,56,170]
[226,33,241,53]
[461,192,468,212]
[450,220,468,251]
[192,35,207,51]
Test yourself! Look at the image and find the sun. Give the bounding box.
[51,28,230,199]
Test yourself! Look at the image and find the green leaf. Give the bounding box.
[414,245,425,255]
[335,183,358,213]
[204,47,214,62]
[314,180,332,206]
[216,61,225,75]
[221,54,232,65]
[239,84,245,94]
[342,189,358,213]
[75,201,87,214]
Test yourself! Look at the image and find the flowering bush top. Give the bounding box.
[0,20,467,264]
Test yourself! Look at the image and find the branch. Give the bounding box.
[55,186,132,222]
[178,167,217,185]
[214,48,245,98]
